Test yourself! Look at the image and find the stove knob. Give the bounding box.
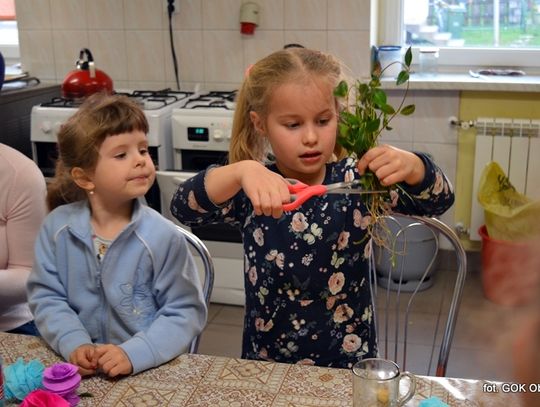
[213,130,224,141]
[40,121,52,134]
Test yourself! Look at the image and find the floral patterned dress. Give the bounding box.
[170,153,454,368]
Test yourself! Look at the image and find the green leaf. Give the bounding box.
[372,89,387,107]
[380,104,395,115]
[341,111,359,126]
[404,46,413,67]
[400,104,416,115]
[334,80,348,97]
[337,122,350,138]
[365,118,380,133]
[396,70,409,86]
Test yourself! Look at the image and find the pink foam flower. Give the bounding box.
[20,389,70,407]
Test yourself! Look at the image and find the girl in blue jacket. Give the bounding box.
[27,93,207,377]
[170,48,454,369]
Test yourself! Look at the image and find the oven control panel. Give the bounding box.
[171,108,233,152]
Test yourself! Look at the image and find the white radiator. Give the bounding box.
[470,117,540,241]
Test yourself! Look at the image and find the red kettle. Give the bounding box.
[61,48,113,99]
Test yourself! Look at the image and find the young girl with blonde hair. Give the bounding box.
[171,47,454,368]
[28,93,207,377]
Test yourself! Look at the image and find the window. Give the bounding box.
[381,0,540,72]
[0,0,18,61]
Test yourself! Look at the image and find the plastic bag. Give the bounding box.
[477,161,540,241]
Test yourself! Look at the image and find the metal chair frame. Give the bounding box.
[370,215,467,377]
[175,226,215,354]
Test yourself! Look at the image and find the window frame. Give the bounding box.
[380,0,540,74]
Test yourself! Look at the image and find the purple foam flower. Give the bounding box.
[42,363,81,406]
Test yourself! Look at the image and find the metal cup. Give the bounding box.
[352,358,416,407]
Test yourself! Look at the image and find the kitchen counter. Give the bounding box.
[379,72,540,93]
[0,82,60,158]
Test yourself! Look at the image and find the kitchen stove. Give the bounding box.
[30,89,195,211]
[156,89,245,305]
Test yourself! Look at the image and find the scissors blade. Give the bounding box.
[326,188,387,194]
[325,180,386,194]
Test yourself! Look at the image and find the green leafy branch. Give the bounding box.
[333,47,415,249]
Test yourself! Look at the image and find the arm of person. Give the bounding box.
[357,145,454,216]
[27,220,94,359]
[118,226,207,374]
[171,160,291,222]
[0,159,47,309]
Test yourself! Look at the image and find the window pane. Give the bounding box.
[404,0,540,48]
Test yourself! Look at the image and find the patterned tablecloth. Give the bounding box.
[0,332,522,406]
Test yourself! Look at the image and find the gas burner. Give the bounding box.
[39,89,195,111]
[182,90,237,110]
[40,97,85,108]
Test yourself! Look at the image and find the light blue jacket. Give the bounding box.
[27,199,207,374]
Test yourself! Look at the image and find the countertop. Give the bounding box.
[379,72,540,92]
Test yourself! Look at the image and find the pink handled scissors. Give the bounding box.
[283,178,385,211]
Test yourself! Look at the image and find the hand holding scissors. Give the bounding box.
[282,179,385,211]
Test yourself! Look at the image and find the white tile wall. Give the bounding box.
[16,0,373,87]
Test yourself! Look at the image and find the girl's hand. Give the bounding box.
[356,145,425,186]
[94,344,133,377]
[69,344,98,376]
[235,161,291,219]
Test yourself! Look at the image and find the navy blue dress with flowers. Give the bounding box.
[170,153,454,368]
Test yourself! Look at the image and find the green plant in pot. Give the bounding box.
[333,47,415,249]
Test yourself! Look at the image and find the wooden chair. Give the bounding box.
[370,215,467,377]
[175,225,215,354]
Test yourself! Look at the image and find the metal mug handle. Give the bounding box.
[396,371,416,406]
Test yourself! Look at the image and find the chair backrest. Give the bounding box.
[175,225,215,354]
[370,215,467,377]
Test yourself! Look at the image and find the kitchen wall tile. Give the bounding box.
[51,31,90,82]
[255,0,284,30]
[127,80,167,91]
[283,30,327,51]
[50,0,87,30]
[88,31,127,83]
[202,0,242,30]
[203,30,244,84]
[413,91,459,144]
[378,90,416,144]
[169,0,203,30]
[327,0,370,30]
[328,30,370,78]
[243,30,285,67]
[124,0,163,30]
[17,30,56,80]
[284,0,327,30]
[200,81,241,92]
[86,0,124,31]
[14,0,51,30]
[257,0,284,30]
[165,30,205,83]
[113,80,130,90]
[125,31,166,82]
